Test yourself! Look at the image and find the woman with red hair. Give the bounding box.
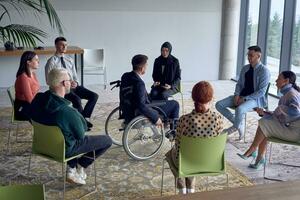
[165,81,224,194]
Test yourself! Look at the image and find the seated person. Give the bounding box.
[216,46,270,140]
[45,37,98,129]
[30,68,112,185]
[121,54,179,131]
[165,81,224,194]
[14,51,40,120]
[238,71,300,169]
[150,42,181,100]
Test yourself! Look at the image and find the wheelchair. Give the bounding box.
[105,80,175,161]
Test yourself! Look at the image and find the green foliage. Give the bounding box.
[292,17,300,67]
[0,0,63,47]
[267,12,282,59]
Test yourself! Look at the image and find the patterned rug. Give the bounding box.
[0,102,253,200]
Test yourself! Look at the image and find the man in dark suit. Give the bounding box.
[121,54,179,128]
[150,42,181,100]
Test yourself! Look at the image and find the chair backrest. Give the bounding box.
[32,121,66,162]
[84,49,104,69]
[178,134,227,177]
[7,86,15,106]
[0,184,45,200]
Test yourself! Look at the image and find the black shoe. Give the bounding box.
[85,120,93,128]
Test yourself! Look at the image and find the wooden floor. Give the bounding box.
[147,180,300,200]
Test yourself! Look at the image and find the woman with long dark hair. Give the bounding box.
[165,81,224,194]
[14,51,40,120]
[238,71,300,169]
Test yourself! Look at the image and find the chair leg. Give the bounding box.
[104,68,107,90]
[180,92,184,115]
[269,142,273,164]
[27,152,32,176]
[206,176,208,191]
[226,173,229,188]
[174,177,177,194]
[7,124,12,154]
[93,151,97,190]
[62,163,66,200]
[15,123,19,142]
[161,159,165,196]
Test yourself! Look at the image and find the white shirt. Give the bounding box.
[45,54,78,83]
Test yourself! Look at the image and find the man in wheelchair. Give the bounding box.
[120,54,179,138]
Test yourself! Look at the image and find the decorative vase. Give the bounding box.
[4,41,14,51]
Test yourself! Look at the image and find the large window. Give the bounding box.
[266,0,285,94]
[244,0,260,64]
[291,0,300,85]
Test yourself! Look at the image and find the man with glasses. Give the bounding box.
[30,68,112,185]
[45,37,98,130]
[216,46,270,141]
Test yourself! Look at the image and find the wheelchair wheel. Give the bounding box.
[105,106,125,146]
[122,116,165,161]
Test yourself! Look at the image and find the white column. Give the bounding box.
[219,0,241,80]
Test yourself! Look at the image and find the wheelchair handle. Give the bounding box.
[110,80,121,90]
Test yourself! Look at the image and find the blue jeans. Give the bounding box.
[66,135,112,168]
[215,95,258,136]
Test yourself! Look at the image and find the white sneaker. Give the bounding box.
[224,126,238,135]
[178,188,186,194]
[187,188,195,193]
[77,166,87,180]
[67,167,86,185]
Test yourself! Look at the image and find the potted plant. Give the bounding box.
[0,0,63,48]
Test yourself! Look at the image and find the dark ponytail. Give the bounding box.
[281,71,300,92]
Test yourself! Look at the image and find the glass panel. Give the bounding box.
[244,0,260,64]
[291,0,300,86]
[266,0,285,95]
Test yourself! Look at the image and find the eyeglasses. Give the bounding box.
[61,79,72,84]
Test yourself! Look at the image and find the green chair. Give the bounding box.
[0,184,45,200]
[6,86,32,153]
[161,133,228,195]
[28,121,97,199]
[263,137,300,181]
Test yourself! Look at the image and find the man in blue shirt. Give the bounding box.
[216,46,271,141]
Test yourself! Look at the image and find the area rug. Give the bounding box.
[0,104,253,200]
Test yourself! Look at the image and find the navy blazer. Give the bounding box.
[121,71,159,123]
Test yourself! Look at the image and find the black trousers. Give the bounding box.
[65,86,99,118]
[150,86,178,100]
[67,135,112,168]
[14,99,31,121]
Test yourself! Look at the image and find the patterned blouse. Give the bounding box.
[169,109,224,167]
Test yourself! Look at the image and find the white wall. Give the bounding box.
[0,0,222,87]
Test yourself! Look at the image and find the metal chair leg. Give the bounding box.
[161,159,165,196]
[174,177,177,194]
[269,143,273,163]
[206,176,208,191]
[180,92,184,114]
[93,151,97,189]
[7,124,12,154]
[63,163,66,200]
[27,152,32,176]
[226,173,229,188]
[243,114,247,143]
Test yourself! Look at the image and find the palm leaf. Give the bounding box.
[0,24,47,47]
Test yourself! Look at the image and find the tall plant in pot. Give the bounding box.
[0,0,63,48]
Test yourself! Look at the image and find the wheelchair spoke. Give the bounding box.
[123,116,165,160]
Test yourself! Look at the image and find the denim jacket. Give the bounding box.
[234,62,271,108]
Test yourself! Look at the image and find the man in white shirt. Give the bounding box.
[45,37,98,129]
